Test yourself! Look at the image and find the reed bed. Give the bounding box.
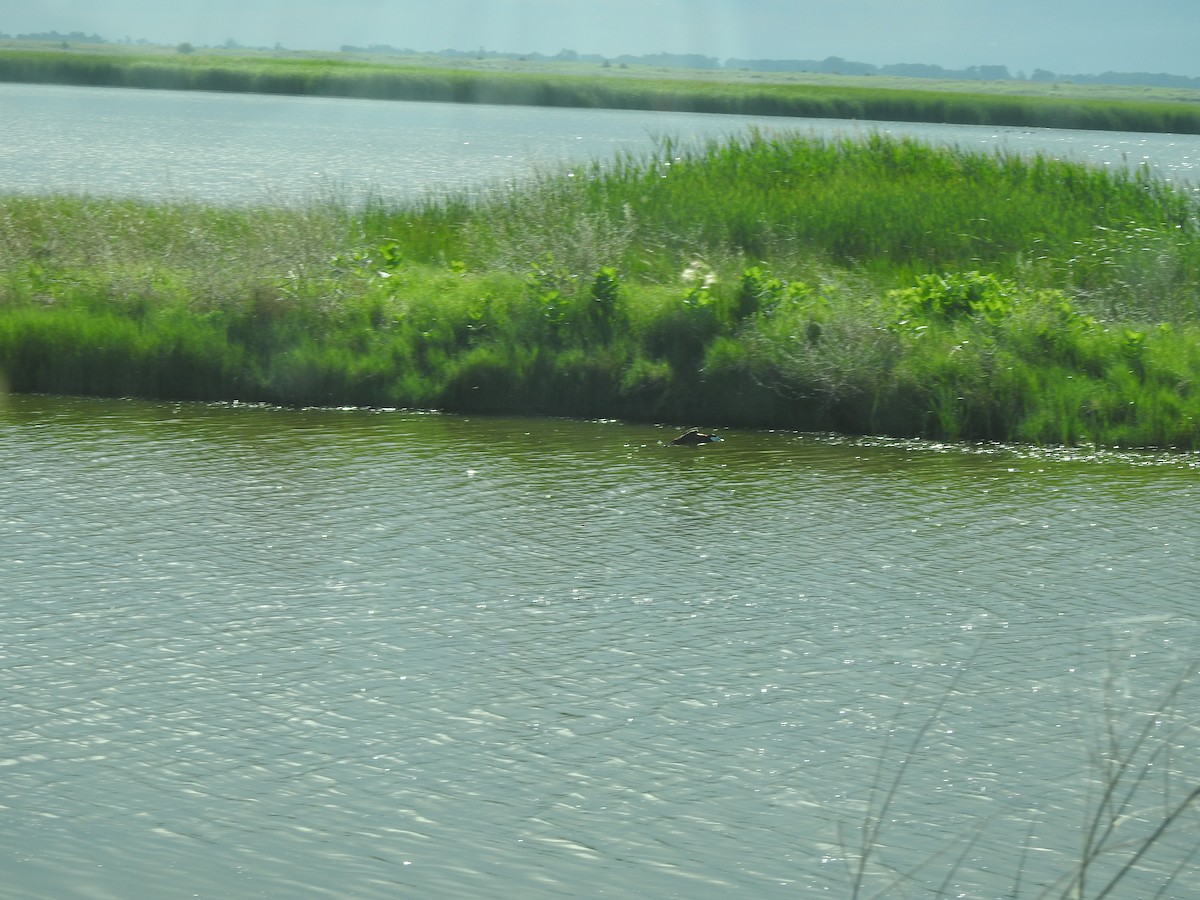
[6,48,1200,134]
[4,132,1200,448]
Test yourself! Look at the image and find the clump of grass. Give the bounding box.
[4,132,1200,447]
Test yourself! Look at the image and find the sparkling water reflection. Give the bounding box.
[3,82,1200,205]
[2,396,1198,897]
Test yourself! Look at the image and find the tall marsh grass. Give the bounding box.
[6,48,1200,134]
[4,132,1200,447]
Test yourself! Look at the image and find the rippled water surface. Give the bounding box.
[2,395,1199,898]
[3,82,1200,204]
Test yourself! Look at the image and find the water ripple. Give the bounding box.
[3,396,1199,898]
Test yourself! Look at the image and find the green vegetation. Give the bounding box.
[6,46,1200,133]
[4,131,1200,448]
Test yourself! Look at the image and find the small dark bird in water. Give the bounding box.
[670,428,722,446]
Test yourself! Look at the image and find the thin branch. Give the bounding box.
[1093,783,1200,900]
[850,667,966,899]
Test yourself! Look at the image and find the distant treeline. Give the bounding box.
[6,31,1200,90]
[345,43,1200,91]
[343,44,724,70]
[1,30,107,44]
[727,55,1200,90]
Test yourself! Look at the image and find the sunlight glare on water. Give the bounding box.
[2,396,1199,898]
[3,82,1200,205]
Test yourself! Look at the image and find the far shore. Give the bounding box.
[4,43,1200,134]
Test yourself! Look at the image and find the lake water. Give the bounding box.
[3,82,1200,205]
[2,394,1199,898]
[3,84,1200,897]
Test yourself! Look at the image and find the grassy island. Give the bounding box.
[4,130,1200,448]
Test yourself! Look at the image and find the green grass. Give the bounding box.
[4,132,1200,448]
[7,46,1200,133]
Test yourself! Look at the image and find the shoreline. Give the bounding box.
[3,131,1199,449]
[4,46,1200,134]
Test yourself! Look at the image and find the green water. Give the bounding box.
[2,394,1198,897]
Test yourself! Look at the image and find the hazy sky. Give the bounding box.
[7,0,1200,77]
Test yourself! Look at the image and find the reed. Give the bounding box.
[840,666,1200,898]
[6,48,1200,134]
[3,132,1200,447]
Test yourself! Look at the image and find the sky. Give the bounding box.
[6,0,1200,78]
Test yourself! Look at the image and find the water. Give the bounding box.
[3,82,1200,205]
[3,394,1199,898]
